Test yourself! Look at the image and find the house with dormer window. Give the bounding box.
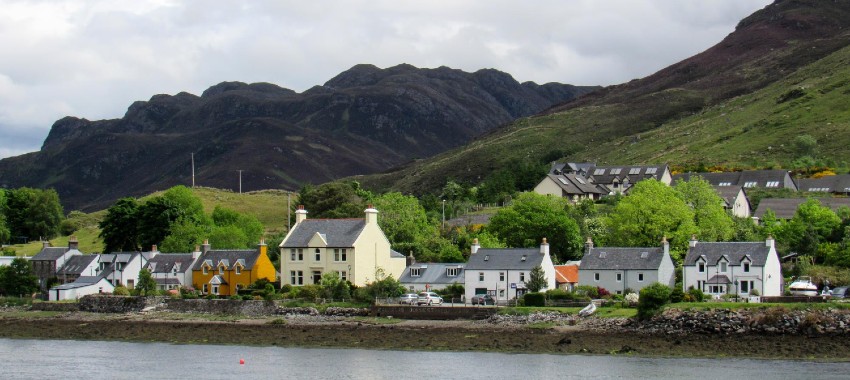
[463,238,556,303]
[279,205,406,287]
[682,236,782,297]
[143,245,201,291]
[578,237,675,294]
[399,253,465,292]
[191,240,275,296]
[534,162,671,201]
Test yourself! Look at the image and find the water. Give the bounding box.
[2,338,850,380]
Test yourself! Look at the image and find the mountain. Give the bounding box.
[0,65,597,211]
[357,0,850,194]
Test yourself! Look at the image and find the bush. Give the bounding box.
[749,288,760,297]
[546,289,572,300]
[113,286,130,296]
[597,287,610,298]
[688,287,706,302]
[523,292,545,307]
[637,282,672,320]
[670,287,685,303]
[575,285,599,299]
[624,292,639,305]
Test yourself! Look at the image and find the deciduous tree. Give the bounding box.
[99,198,141,252]
[674,177,734,242]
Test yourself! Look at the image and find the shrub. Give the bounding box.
[597,287,610,297]
[113,286,130,296]
[670,287,685,303]
[204,294,218,300]
[280,284,293,294]
[523,292,545,307]
[749,288,760,297]
[688,287,706,302]
[624,292,639,305]
[575,285,599,299]
[637,282,672,320]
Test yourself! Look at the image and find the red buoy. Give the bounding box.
[239,358,245,365]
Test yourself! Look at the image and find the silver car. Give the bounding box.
[417,291,443,306]
[398,293,419,305]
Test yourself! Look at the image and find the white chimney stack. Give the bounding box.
[471,238,480,255]
[364,205,378,224]
[295,205,308,224]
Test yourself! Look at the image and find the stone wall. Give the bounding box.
[30,302,80,312]
[78,295,162,313]
[371,305,497,320]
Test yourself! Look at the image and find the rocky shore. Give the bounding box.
[3,305,850,360]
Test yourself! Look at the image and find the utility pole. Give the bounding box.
[191,153,195,188]
[287,193,291,231]
[442,199,446,228]
[237,170,243,193]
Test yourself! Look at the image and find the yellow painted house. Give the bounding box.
[191,240,276,296]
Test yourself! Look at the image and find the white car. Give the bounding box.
[398,293,419,305]
[417,292,443,306]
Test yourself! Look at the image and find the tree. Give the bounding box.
[4,188,64,240]
[0,190,9,244]
[637,282,672,320]
[210,206,263,247]
[135,268,157,296]
[525,265,548,292]
[297,182,365,219]
[487,192,582,262]
[160,218,208,252]
[320,271,351,299]
[137,186,208,250]
[776,199,841,261]
[606,180,698,258]
[0,257,39,296]
[674,177,734,242]
[99,198,141,252]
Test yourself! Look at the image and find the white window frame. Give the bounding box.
[720,261,728,273]
[594,272,600,281]
[638,273,644,282]
[616,273,622,282]
[479,272,484,281]
[314,248,321,262]
[499,272,505,282]
[698,262,705,273]
[410,268,421,277]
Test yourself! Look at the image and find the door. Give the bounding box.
[312,271,322,284]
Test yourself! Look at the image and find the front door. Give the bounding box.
[127,279,134,289]
[312,271,322,284]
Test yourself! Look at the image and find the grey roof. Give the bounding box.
[544,173,602,195]
[99,252,139,263]
[580,247,666,270]
[146,253,195,274]
[589,165,668,185]
[753,197,850,219]
[706,274,732,284]
[673,170,797,191]
[390,250,404,258]
[465,248,544,271]
[32,247,69,261]
[192,249,260,271]
[282,219,366,247]
[683,242,771,266]
[399,263,465,284]
[56,255,98,276]
[51,276,107,290]
[798,175,850,193]
[155,278,182,285]
[714,186,746,208]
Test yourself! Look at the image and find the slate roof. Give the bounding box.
[683,242,771,266]
[146,254,195,274]
[673,170,797,190]
[154,278,182,286]
[465,248,544,271]
[56,255,98,276]
[714,186,746,208]
[51,275,108,290]
[797,175,850,193]
[580,247,666,270]
[282,219,366,247]
[554,265,579,284]
[706,274,732,284]
[390,250,404,258]
[399,263,465,285]
[193,249,260,271]
[753,198,850,219]
[32,247,69,261]
[589,165,667,185]
[543,173,602,195]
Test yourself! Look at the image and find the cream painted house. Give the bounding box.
[279,205,406,287]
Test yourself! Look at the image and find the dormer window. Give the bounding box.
[203,266,209,275]
[698,262,705,273]
[720,261,728,273]
[744,181,757,188]
[766,181,779,188]
[446,267,459,277]
[521,255,527,262]
[484,255,489,261]
[218,265,226,275]
[235,265,242,275]
[743,262,750,272]
[410,268,421,277]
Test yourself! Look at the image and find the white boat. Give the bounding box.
[578,302,596,317]
[788,276,818,296]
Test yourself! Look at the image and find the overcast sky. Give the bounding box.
[0,0,773,159]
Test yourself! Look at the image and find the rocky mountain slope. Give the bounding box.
[359,0,850,194]
[0,65,597,211]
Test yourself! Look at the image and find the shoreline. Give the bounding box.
[3,311,850,360]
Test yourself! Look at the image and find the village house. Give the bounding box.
[753,197,850,221]
[554,264,579,291]
[399,253,465,292]
[48,274,114,301]
[143,244,200,291]
[534,162,671,201]
[577,237,675,294]
[714,186,751,218]
[31,236,83,290]
[279,205,406,287]
[797,174,850,195]
[97,251,146,289]
[192,240,275,296]
[673,170,798,191]
[463,238,556,303]
[682,236,782,297]
[55,254,99,285]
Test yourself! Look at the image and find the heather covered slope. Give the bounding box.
[0,65,596,211]
[358,0,850,195]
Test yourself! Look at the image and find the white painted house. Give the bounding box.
[463,239,556,304]
[577,237,676,294]
[682,236,782,297]
[143,245,201,291]
[97,252,146,289]
[48,275,114,301]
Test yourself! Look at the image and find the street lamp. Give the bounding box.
[734,280,739,302]
[442,199,446,228]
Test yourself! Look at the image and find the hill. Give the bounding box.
[0,65,596,212]
[357,0,850,194]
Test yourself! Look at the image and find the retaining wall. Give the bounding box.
[371,305,498,320]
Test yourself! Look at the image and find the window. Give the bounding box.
[339,271,347,281]
[698,262,705,273]
[629,167,641,175]
[446,267,459,277]
[720,262,727,272]
[740,281,750,293]
[202,284,208,293]
[576,177,586,185]
[334,248,347,262]
[610,168,621,175]
[290,249,296,261]
[315,248,321,261]
[718,182,732,186]
[410,268,421,277]
[291,270,303,285]
[479,272,484,281]
[594,273,600,281]
[235,266,241,275]
[616,273,622,282]
[499,272,505,281]
[766,181,779,188]
[743,181,757,188]
[218,266,225,275]
[638,273,644,282]
[499,289,505,298]
[203,266,209,275]
[646,167,657,174]
[743,262,750,272]
[484,255,489,261]
[558,177,568,185]
[291,249,304,261]
[594,169,605,175]
[519,272,525,282]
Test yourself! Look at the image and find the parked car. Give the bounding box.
[831,286,850,299]
[398,293,419,305]
[417,292,443,306]
[470,294,495,305]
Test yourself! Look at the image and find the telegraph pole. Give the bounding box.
[191,153,195,188]
[237,170,243,193]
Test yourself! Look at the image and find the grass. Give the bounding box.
[499,305,637,318]
[350,316,404,325]
[669,302,850,311]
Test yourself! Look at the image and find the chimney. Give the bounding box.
[201,239,211,254]
[661,236,670,258]
[295,205,308,224]
[258,238,268,257]
[42,241,50,249]
[766,234,775,249]
[150,244,159,258]
[584,236,594,255]
[406,251,416,267]
[471,238,480,255]
[192,245,201,260]
[68,235,79,251]
[540,237,550,257]
[689,234,698,248]
[364,205,378,224]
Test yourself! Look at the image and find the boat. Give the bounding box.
[788,276,819,296]
[578,302,596,317]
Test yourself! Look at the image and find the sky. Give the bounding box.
[0,0,773,159]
